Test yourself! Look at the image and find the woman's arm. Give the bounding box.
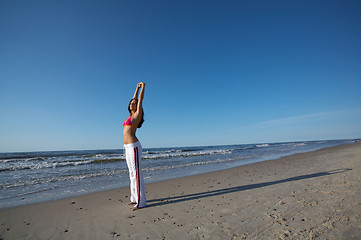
[132,84,140,99]
[136,82,145,113]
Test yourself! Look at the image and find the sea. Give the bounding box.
[0,139,356,209]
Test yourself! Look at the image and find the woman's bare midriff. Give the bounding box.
[123,126,138,144]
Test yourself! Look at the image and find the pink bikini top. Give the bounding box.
[123,116,137,128]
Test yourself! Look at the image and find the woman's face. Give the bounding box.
[129,100,137,111]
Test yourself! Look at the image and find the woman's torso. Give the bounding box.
[123,116,139,144]
[123,127,138,144]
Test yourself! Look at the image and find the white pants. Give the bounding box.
[124,141,146,208]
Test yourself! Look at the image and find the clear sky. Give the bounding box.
[1,0,361,152]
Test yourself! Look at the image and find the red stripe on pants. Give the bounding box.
[134,147,140,207]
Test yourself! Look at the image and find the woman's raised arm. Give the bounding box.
[132,84,140,100]
[137,82,145,113]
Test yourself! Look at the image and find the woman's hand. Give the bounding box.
[138,82,145,88]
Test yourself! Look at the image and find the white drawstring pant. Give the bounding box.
[124,141,146,208]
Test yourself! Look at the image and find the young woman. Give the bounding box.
[123,82,146,210]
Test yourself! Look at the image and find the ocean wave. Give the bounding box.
[0,156,47,163]
[143,156,249,172]
[0,153,127,172]
[293,143,306,146]
[91,158,125,164]
[0,148,235,172]
[0,152,80,161]
[144,148,199,155]
[0,169,128,189]
[239,144,270,150]
[143,149,233,160]
[0,159,95,172]
[255,144,270,148]
[0,140,345,174]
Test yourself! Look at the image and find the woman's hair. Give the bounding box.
[128,98,144,128]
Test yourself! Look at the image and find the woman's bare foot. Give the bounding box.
[132,206,140,211]
[127,202,136,205]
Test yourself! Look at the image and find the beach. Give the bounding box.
[1,141,360,239]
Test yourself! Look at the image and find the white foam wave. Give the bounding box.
[1,169,128,189]
[0,159,95,172]
[0,153,127,172]
[143,149,233,160]
[256,144,270,148]
[143,156,249,172]
[293,143,306,146]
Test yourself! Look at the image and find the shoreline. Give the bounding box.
[1,142,360,239]
[0,140,353,210]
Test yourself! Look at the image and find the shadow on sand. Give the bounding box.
[146,168,352,208]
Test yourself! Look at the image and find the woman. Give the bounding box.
[123,82,146,210]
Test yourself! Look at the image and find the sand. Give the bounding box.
[1,142,360,240]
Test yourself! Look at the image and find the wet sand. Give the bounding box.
[1,142,360,239]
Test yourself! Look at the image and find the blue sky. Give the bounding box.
[1,0,361,152]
